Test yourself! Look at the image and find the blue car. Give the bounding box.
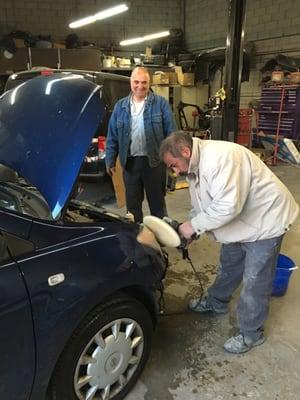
[0,74,167,400]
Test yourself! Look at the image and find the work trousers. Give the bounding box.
[208,235,284,340]
[123,156,167,223]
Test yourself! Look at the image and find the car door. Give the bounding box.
[0,232,35,400]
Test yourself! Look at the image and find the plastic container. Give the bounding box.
[272,254,297,296]
[103,58,112,68]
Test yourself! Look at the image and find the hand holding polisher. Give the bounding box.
[139,215,199,250]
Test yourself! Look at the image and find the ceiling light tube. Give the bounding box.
[69,3,128,29]
[69,16,97,29]
[120,30,170,46]
[144,31,170,41]
[94,4,128,20]
[119,37,145,46]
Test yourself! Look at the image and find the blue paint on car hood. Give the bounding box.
[0,73,104,218]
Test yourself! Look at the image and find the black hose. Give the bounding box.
[158,247,205,317]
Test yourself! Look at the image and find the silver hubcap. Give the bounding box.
[74,318,144,400]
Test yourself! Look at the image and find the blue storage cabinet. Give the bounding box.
[257,85,300,141]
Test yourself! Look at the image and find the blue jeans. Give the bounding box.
[208,235,283,340]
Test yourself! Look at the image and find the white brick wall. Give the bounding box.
[185,0,300,52]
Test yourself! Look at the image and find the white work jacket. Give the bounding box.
[188,138,299,243]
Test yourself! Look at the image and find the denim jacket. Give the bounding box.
[105,91,177,168]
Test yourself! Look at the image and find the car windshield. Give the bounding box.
[103,79,130,110]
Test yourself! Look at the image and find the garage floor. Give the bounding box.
[83,163,300,400]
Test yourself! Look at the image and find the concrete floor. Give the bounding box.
[83,163,300,400]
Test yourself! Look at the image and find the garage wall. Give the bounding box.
[0,0,183,51]
[185,0,300,52]
[184,0,227,51]
[185,0,300,107]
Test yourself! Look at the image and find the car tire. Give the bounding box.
[50,294,153,400]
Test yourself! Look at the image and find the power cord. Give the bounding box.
[158,247,205,317]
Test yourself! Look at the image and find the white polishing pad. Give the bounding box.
[143,215,181,247]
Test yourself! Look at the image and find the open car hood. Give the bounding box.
[0,73,104,218]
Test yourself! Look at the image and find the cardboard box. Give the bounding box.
[260,135,300,164]
[152,72,169,85]
[13,38,25,48]
[53,42,66,49]
[282,138,300,164]
[174,66,194,86]
[168,71,178,85]
[111,158,126,208]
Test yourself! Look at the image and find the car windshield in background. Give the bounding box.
[102,79,130,109]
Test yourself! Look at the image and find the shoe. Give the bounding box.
[224,333,265,354]
[189,297,228,314]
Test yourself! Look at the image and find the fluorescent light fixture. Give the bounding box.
[120,30,170,46]
[69,3,128,28]
[70,16,97,28]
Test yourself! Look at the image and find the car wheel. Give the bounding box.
[50,294,153,400]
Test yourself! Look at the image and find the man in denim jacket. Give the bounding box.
[106,67,176,223]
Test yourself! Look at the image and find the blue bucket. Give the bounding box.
[272,254,297,297]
